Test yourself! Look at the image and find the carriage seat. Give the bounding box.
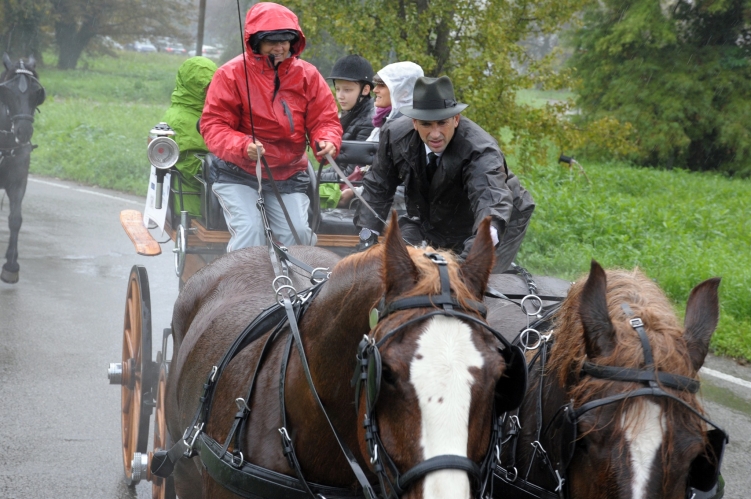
[333,140,378,169]
[317,208,359,236]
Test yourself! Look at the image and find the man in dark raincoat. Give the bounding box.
[354,76,535,272]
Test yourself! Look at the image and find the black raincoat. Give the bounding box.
[354,115,535,257]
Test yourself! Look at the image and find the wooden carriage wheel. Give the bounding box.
[151,361,176,499]
[120,265,154,486]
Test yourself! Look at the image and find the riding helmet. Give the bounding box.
[249,29,299,54]
[328,55,375,88]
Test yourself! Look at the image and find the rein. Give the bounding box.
[494,304,728,499]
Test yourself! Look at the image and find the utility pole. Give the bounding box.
[196,0,207,56]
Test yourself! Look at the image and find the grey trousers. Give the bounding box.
[212,182,316,251]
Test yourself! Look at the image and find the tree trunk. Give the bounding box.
[54,21,94,69]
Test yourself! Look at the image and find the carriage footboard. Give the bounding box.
[120,210,162,256]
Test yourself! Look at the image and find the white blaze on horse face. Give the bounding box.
[410,315,484,499]
[623,400,666,499]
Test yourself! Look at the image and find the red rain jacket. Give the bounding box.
[201,2,342,180]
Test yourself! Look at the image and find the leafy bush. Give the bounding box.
[568,0,751,175]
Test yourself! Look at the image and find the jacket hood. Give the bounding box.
[245,2,306,56]
[377,61,424,121]
[170,56,217,111]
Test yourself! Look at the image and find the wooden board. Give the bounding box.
[166,218,362,248]
[186,219,361,248]
[120,210,162,256]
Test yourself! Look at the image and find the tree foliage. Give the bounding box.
[569,0,751,174]
[50,0,192,69]
[0,0,49,60]
[285,0,633,168]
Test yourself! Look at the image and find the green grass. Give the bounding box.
[29,52,751,360]
[517,162,751,360]
[515,89,574,108]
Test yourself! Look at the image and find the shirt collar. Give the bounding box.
[424,143,443,160]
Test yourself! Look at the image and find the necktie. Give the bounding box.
[426,152,438,184]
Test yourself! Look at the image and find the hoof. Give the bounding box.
[0,268,18,284]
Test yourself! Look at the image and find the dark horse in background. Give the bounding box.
[0,53,45,283]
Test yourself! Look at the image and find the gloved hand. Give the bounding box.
[356,233,379,252]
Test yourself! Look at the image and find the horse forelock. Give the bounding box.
[549,267,697,396]
[545,267,708,496]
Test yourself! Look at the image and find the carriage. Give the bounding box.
[108,123,726,499]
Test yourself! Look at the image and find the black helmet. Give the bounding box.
[329,55,374,87]
[249,29,299,54]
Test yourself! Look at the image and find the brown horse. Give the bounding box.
[495,260,724,499]
[165,216,521,499]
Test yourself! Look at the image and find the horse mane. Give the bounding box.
[549,267,697,390]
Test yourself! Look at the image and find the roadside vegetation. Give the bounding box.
[30,51,751,361]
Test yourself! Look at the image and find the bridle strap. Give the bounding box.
[381,295,487,320]
[581,362,700,393]
[572,386,727,434]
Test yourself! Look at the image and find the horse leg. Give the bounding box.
[1,175,28,284]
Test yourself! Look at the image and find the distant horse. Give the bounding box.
[0,53,44,283]
[164,216,527,499]
[494,260,726,499]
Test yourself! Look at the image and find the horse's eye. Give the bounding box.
[382,364,397,385]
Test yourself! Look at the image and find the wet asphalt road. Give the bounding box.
[0,176,749,498]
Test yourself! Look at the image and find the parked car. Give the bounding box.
[187,45,223,59]
[125,40,157,53]
[164,42,187,55]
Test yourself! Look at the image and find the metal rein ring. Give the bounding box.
[276,285,298,306]
[310,267,330,284]
[519,328,542,351]
[272,275,293,293]
[520,294,543,317]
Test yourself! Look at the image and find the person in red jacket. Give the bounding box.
[201,2,342,250]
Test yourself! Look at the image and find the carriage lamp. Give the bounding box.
[147,122,180,209]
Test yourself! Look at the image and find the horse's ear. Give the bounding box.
[26,55,36,70]
[383,211,418,300]
[459,217,495,300]
[3,53,11,71]
[580,260,615,359]
[683,277,720,371]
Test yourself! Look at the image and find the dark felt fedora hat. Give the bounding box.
[401,76,468,121]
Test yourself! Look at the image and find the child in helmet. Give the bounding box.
[319,54,375,208]
[330,55,376,141]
